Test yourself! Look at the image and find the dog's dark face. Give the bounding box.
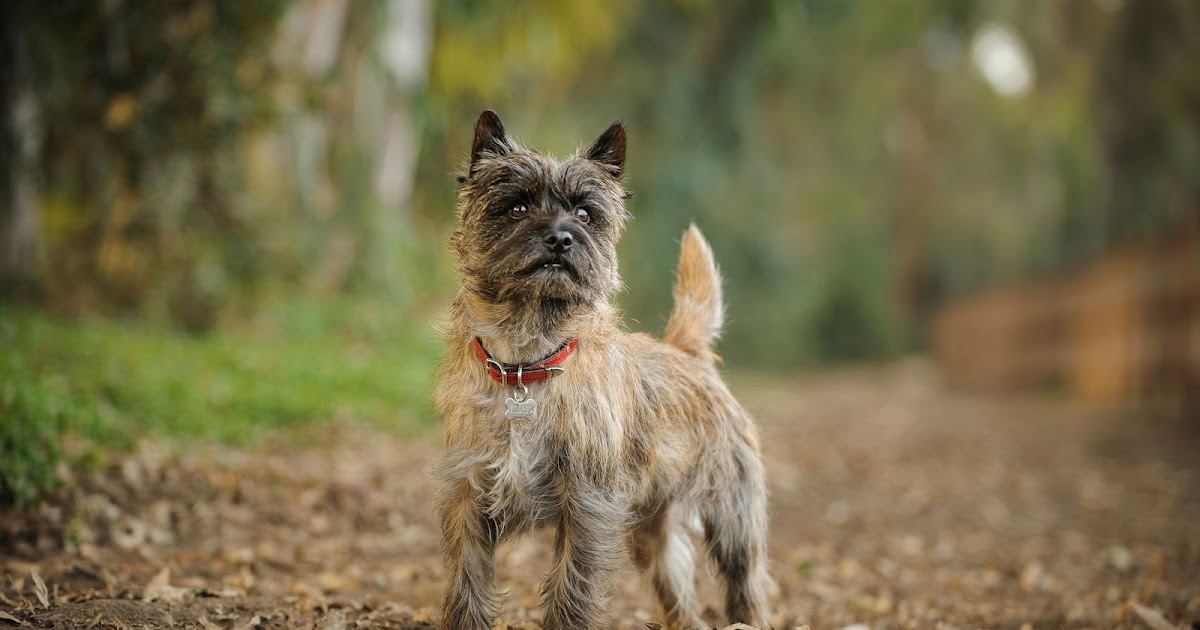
[451,111,631,308]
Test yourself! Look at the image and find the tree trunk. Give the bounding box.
[0,21,41,291]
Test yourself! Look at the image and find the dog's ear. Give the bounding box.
[585,121,626,177]
[471,110,510,166]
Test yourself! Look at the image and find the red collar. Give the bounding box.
[472,337,579,385]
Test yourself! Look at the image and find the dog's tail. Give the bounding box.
[664,224,724,364]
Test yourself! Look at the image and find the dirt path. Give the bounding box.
[3,362,1198,629]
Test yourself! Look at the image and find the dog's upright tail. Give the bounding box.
[664,224,724,364]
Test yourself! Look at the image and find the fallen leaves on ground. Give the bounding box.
[1,363,1198,629]
[1131,603,1185,630]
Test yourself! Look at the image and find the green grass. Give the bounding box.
[1,299,442,506]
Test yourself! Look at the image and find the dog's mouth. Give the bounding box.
[523,257,578,279]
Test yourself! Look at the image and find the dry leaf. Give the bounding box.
[85,613,103,628]
[314,609,347,630]
[110,518,147,551]
[142,567,188,603]
[196,586,244,599]
[410,606,438,624]
[234,615,263,630]
[646,624,664,630]
[142,567,170,600]
[0,610,21,625]
[198,616,222,630]
[316,571,357,592]
[291,581,319,599]
[29,573,48,610]
[1131,603,1180,630]
[722,625,761,630]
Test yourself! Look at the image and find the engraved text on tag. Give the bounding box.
[504,396,537,420]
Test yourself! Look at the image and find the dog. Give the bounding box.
[432,110,770,630]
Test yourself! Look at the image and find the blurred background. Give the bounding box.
[2,0,1199,505]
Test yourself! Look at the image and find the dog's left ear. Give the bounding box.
[472,109,511,166]
[585,121,626,177]
[461,110,511,183]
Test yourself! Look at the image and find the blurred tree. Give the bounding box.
[1095,0,1200,239]
[1092,0,1200,417]
[0,0,287,328]
[2,0,1195,369]
[0,7,40,291]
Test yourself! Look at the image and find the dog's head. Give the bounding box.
[450,111,631,309]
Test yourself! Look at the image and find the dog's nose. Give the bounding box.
[543,230,573,253]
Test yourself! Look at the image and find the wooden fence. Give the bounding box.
[933,225,1199,413]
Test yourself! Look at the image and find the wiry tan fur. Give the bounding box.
[432,111,770,630]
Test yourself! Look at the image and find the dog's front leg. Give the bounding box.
[540,483,625,630]
[437,478,499,630]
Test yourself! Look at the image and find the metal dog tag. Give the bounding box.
[504,396,537,420]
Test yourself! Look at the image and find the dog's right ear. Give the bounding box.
[471,110,510,166]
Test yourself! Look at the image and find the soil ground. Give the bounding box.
[3,362,1198,629]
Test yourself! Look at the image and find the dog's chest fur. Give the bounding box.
[473,385,562,525]
[440,349,628,528]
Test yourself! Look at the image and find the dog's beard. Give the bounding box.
[491,245,599,303]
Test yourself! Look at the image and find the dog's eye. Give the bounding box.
[574,207,590,224]
[509,205,528,219]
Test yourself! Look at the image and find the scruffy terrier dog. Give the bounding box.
[432,110,770,630]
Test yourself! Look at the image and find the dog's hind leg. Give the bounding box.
[701,445,771,626]
[628,502,703,630]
